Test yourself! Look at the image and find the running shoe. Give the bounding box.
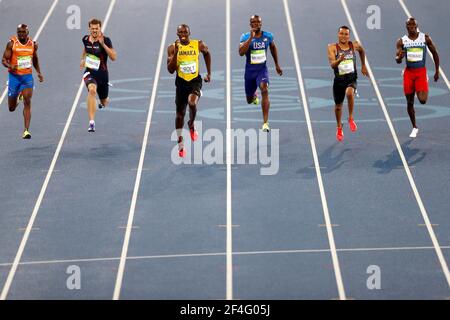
[178,136,185,157]
[98,103,104,109]
[336,126,344,142]
[88,121,95,133]
[16,93,23,107]
[252,94,259,105]
[409,127,419,138]
[348,118,358,132]
[262,122,270,132]
[190,126,198,141]
[22,129,31,139]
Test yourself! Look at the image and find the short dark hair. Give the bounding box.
[250,15,261,21]
[17,24,28,30]
[339,25,350,32]
[88,18,102,27]
[177,24,190,31]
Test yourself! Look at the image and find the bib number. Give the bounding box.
[406,48,424,62]
[85,54,101,70]
[17,56,32,70]
[250,50,266,64]
[338,59,355,75]
[179,61,197,74]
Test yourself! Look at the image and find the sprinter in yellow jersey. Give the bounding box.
[167,24,211,158]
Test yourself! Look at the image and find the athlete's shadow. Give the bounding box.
[373,139,426,174]
[297,144,350,179]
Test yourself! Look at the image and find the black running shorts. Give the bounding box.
[175,75,202,113]
[333,74,357,105]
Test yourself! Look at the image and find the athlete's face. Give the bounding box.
[16,27,29,42]
[250,17,262,32]
[338,28,350,44]
[406,19,418,36]
[177,26,190,44]
[89,23,101,39]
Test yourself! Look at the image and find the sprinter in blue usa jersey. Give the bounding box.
[239,15,282,132]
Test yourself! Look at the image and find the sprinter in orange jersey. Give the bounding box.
[2,24,44,139]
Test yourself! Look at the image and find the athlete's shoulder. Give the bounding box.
[263,31,273,38]
[82,35,89,42]
[104,36,113,47]
[240,32,250,42]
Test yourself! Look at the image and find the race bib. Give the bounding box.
[338,59,355,75]
[406,48,424,62]
[85,54,100,70]
[179,61,197,74]
[250,49,266,64]
[17,56,32,70]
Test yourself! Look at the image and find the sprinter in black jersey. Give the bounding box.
[328,26,368,142]
[80,18,116,133]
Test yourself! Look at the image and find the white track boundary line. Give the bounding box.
[398,0,450,91]
[4,245,449,268]
[225,0,233,301]
[341,0,450,288]
[0,0,59,109]
[283,0,346,300]
[112,0,173,301]
[0,0,116,300]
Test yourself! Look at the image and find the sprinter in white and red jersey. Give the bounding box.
[395,17,440,138]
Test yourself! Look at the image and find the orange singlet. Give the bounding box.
[9,35,34,75]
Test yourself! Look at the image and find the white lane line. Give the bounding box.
[0,0,59,108]
[341,0,450,289]
[0,0,116,301]
[112,0,173,301]
[283,0,346,300]
[3,245,450,268]
[398,0,450,91]
[225,0,233,301]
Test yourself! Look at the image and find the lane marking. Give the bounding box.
[2,245,450,267]
[112,0,173,300]
[341,0,450,289]
[283,0,346,300]
[0,0,59,109]
[0,0,116,300]
[226,0,233,301]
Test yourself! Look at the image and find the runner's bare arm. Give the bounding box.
[395,38,404,64]
[32,42,43,82]
[239,32,254,56]
[425,34,440,82]
[199,40,211,82]
[99,35,116,61]
[269,41,282,76]
[2,41,14,69]
[80,48,86,70]
[167,43,178,74]
[328,44,343,69]
[354,41,369,77]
